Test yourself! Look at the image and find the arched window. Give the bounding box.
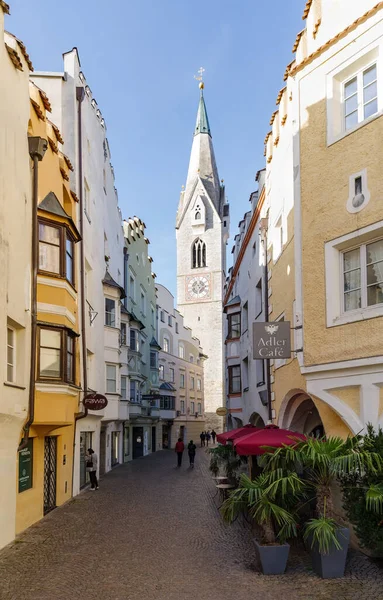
[192,238,206,268]
[195,211,201,220]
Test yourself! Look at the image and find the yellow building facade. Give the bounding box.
[16,79,81,532]
[264,0,383,438]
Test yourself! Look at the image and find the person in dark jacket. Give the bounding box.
[200,431,206,447]
[211,430,217,444]
[85,448,98,490]
[175,438,185,467]
[205,431,211,447]
[188,440,197,468]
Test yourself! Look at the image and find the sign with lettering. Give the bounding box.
[216,407,228,416]
[19,438,33,493]
[83,393,108,410]
[253,322,291,359]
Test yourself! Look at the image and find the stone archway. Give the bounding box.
[233,416,243,428]
[249,412,266,428]
[279,390,325,436]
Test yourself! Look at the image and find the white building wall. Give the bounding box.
[33,48,126,490]
[0,17,32,550]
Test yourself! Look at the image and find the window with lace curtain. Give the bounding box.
[343,240,383,312]
[192,238,206,268]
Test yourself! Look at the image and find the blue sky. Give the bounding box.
[9,0,304,296]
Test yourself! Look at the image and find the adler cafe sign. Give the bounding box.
[252,321,291,359]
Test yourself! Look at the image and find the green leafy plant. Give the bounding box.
[340,425,383,557]
[260,434,383,555]
[221,471,305,544]
[208,444,242,482]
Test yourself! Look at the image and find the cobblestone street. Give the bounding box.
[1,448,383,600]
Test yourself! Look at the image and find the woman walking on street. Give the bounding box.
[85,448,99,490]
[188,440,197,468]
[200,431,206,447]
[175,438,185,467]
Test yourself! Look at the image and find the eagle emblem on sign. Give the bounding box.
[265,324,279,335]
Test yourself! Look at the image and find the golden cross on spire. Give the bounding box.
[194,66,205,89]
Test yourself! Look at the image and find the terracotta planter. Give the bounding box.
[307,527,350,578]
[253,539,290,574]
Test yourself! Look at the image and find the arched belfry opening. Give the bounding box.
[192,238,206,268]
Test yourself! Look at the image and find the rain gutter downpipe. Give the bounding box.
[19,137,48,452]
[75,85,88,423]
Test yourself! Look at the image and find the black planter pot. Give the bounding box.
[253,539,290,575]
[308,527,350,579]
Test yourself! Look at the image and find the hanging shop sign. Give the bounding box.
[253,321,291,359]
[19,438,33,493]
[216,407,228,416]
[83,393,108,410]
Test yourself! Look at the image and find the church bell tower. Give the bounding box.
[176,75,230,431]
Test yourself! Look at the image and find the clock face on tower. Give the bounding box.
[186,274,211,300]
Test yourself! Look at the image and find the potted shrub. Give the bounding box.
[220,471,304,574]
[261,435,383,578]
[209,444,242,484]
[340,425,383,558]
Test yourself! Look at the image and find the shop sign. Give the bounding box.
[83,393,108,410]
[253,321,291,359]
[216,407,228,416]
[19,438,33,493]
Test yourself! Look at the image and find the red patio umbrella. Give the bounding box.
[216,424,259,445]
[233,425,306,456]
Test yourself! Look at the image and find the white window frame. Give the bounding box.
[105,297,116,327]
[191,401,195,414]
[180,373,185,388]
[191,376,195,390]
[198,402,202,415]
[140,288,146,316]
[342,62,378,132]
[169,367,175,383]
[159,364,164,380]
[106,364,117,393]
[129,273,135,303]
[180,400,185,413]
[179,344,185,359]
[163,336,170,353]
[197,378,201,391]
[7,326,16,383]
[325,221,383,326]
[327,44,382,146]
[121,375,127,400]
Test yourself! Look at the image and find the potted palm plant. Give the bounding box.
[220,471,305,574]
[261,435,383,578]
[209,444,242,483]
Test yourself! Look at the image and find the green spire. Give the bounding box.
[194,90,211,137]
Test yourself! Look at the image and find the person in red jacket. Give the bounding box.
[175,438,185,467]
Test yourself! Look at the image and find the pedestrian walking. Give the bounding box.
[200,431,206,447]
[211,429,217,444]
[188,440,197,468]
[85,448,98,490]
[206,431,211,447]
[175,437,185,467]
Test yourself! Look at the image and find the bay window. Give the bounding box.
[38,326,75,383]
[227,313,241,339]
[228,365,241,394]
[38,221,75,284]
[105,298,116,327]
[106,364,117,393]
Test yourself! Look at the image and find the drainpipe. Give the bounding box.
[75,85,88,422]
[71,87,87,495]
[260,217,273,424]
[18,137,48,452]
